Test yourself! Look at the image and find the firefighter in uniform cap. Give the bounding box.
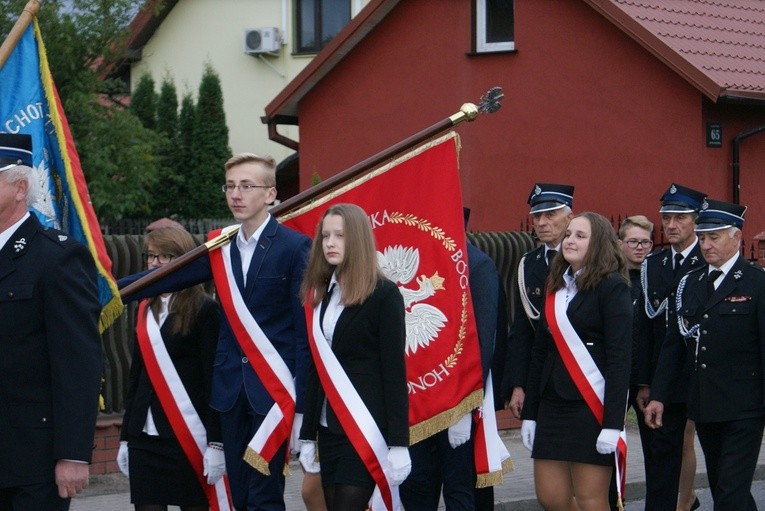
[645,199,764,510]
[501,183,574,417]
[634,183,706,511]
[0,133,103,509]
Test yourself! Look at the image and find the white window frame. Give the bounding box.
[476,0,515,53]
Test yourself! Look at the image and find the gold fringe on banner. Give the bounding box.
[408,388,483,445]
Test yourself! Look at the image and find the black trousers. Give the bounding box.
[400,429,476,511]
[0,482,69,511]
[633,398,686,510]
[696,416,765,511]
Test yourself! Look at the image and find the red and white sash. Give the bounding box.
[545,289,628,503]
[208,228,296,475]
[305,299,401,511]
[136,300,233,511]
[473,371,513,487]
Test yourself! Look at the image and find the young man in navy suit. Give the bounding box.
[121,153,311,510]
[646,199,765,510]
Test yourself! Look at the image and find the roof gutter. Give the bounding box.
[263,114,299,152]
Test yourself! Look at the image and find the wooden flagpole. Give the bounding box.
[119,87,504,299]
[0,0,41,70]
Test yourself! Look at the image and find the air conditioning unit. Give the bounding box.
[244,27,282,55]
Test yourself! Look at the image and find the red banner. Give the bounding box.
[280,133,483,441]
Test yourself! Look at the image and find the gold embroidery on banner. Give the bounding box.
[444,291,468,368]
[388,211,456,251]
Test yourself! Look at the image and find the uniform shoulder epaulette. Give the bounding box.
[747,261,765,272]
[524,244,544,258]
[685,265,707,278]
[40,227,76,247]
[645,247,669,260]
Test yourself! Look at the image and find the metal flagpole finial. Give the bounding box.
[477,86,503,114]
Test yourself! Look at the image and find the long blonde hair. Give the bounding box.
[144,227,210,335]
[301,203,380,307]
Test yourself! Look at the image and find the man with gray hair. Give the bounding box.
[0,133,103,510]
[645,199,765,510]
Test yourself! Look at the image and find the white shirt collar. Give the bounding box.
[0,212,30,251]
[708,252,739,277]
[672,237,698,260]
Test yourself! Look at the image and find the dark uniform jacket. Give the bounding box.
[0,215,103,487]
[636,243,704,403]
[522,273,633,430]
[501,244,547,399]
[300,278,409,447]
[652,256,765,423]
[121,298,222,443]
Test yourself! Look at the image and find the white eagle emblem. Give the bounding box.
[30,160,59,228]
[377,245,447,355]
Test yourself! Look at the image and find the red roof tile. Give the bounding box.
[590,0,765,101]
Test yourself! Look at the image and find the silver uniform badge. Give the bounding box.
[58,235,68,242]
[13,238,26,253]
[670,184,677,194]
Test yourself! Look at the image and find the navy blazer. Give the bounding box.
[652,256,765,423]
[119,216,311,415]
[121,298,222,442]
[0,215,103,487]
[522,272,632,430]
[300,278,409,447]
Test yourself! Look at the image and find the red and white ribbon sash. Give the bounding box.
[305,300,400,511]
[473,371,512,486]
[545,289,628,500]
[136,301,233,511]
[208,228,296,474]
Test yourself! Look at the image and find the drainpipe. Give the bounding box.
[732,124,765,204]
[264,116,299,151]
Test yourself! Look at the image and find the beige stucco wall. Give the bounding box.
[130,0,368,164]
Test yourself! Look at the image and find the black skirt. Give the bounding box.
[532,397,614,467]
[317,427,376,490]
[128,433,208,506]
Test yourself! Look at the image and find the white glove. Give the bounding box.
[596,428,621,454]
[386,446,411,486]
[447,413,472,448]
[299,440,321,474]
[203,446,226,484]
[290,413,303,454]
[521,420,536,452]
[116,441,129,477]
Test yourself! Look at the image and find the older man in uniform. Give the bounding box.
[634,183,706,511]
[0,133,103,510]
[501,183,574,417]
[645,199,764,510]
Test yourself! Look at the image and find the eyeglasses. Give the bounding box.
[623,239,653,249]
[142,252,175,264]
[222,183,273,194]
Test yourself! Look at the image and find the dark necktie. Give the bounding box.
[320,283,335,326]
[546,249,557,267]
[707,270,723,297]
[673,253,684,276]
